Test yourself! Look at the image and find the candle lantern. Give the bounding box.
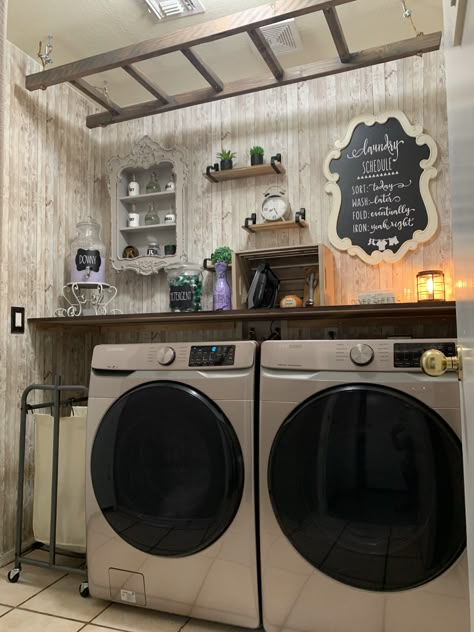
[416,270,445,302]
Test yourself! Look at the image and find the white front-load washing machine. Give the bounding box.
[259,339,468,632]
[86,341,260,628]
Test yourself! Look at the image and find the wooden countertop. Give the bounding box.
[28,301,456,330]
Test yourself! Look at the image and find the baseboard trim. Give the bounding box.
[0,538,35,567]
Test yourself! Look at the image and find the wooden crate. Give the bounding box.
[231,244,335,309]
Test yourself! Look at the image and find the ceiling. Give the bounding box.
[7,0,443,107]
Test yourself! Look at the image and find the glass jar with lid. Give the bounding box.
[70,217,106,283]
[145,171,161,193]
[146,242,160,256]
[144,203,160,226]
[166,264,203,312]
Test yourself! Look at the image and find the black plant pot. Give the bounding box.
[220,159,233,170]
[251,154,264,166]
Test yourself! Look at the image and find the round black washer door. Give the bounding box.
[91,381,244,557]
[268,383,466,591]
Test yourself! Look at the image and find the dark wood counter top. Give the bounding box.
[28,301,456,330]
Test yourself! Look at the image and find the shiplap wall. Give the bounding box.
[0,42,107,561]
[0,43,451,559]
[103,50,452,313]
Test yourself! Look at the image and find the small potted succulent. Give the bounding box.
[217,149,236,171]
[211,246,233,311]
[250,145,264,166]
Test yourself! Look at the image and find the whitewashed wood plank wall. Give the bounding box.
[0,41,452,559]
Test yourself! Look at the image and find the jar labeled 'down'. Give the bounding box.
[166,264,202,312]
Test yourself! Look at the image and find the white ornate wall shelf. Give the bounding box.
[323,110,438,265]
[107,135,188,275]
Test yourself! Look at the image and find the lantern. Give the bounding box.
[416,270,445,302]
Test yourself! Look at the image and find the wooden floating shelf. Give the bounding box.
[28,302,456,330]
[120,191,175,203]
[242,219,308,233]
[204,161,285,183]
[120,223,176,233]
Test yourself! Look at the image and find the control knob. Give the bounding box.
[157,346,176,366]
[350,343,374,366]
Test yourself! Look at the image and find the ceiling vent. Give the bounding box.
[143,0,205,21]
[259,18,303,54]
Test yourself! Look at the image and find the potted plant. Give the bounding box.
[211,246,233,310]
[250,145,264,166]
[217,149,236,171]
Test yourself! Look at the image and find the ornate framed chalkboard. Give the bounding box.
[323,111,438,264]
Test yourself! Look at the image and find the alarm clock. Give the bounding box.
[261,187,291,222]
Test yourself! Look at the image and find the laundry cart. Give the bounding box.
[7,378,89,596]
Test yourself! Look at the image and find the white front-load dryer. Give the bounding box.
[259,339,468,632]
[86,341,260,628]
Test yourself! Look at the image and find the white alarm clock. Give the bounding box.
[261,188,291,222]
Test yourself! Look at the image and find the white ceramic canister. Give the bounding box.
[128,204,140,227]
[164,213,176,225]
[128,173,139,196]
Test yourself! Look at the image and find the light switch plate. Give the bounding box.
[11,306,25,334]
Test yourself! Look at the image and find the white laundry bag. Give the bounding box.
[32,408,87,552]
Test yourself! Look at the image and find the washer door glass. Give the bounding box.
[268,383,466,591]
[91,381,244,557]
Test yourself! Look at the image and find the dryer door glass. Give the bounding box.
[91,381,244,556]
[268,383,466,591]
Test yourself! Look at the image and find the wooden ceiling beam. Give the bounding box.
[248,28,285,80]
[323,7,352,62]
[122,65,174,105]
[25,0,355,91]
[70,78,122,115]
[86,31,441,128]
[181,49,224,92]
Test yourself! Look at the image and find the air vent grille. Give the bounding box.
[259,18,303,54]
[143,0,205,21]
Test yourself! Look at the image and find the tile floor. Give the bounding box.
[0,550,253,632]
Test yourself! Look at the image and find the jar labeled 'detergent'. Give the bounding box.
[166,264,203,312]
[70,217,106,283]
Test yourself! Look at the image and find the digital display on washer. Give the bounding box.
[189,345,236,367]
[393,341,456,368]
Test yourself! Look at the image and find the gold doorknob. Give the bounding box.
[420,347,462,380]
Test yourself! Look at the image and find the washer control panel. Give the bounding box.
[393,341,456,368]
[189,344,236,367]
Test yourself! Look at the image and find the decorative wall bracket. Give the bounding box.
[55,282,122,317]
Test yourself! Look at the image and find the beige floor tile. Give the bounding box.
[81,627,128,632]
[93,602,188,631]
[21,574,109,621]
[0,561,65,607]
[183,619,253,632]
[0,605,11,617]
[0,608,83,631]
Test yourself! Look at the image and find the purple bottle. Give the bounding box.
[213,261,232,311]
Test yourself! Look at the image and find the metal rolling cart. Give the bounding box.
[7,377,90,597]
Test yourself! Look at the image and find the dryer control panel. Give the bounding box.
[189,345,236,367]
[393,341,456,368]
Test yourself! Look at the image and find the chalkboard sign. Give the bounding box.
[324,111,438,264]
